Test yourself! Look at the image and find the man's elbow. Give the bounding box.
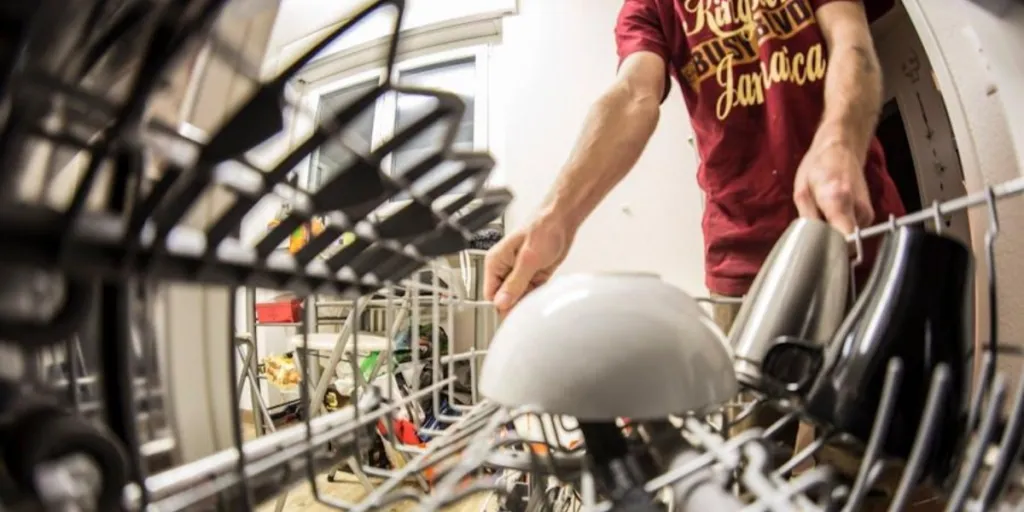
[601,80,662,124]
[851,43,882,84]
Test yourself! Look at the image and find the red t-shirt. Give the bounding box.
[615,0,904,296]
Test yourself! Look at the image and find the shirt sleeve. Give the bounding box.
[614,0,672,102]
[808,0,895,23]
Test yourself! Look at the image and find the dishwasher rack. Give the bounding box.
[0,0,511,509]
[358,178,1024,512]
[1,0,1024,511]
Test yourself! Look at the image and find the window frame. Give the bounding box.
[296,44,491,193]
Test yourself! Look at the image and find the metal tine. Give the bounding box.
[849,226,865,297]
[170,9,431,263]
[645,423,762,492]
[296,302,355,511]
[424,156,496,205]
[411,271,422,394]
[947,372,1007,511]
[545,414,574,457]
[279,0,405,89]
[980,187,1001,405]
[763,410,800,441]
[255,94,465,260]
[364,287,402,477]
[888,364,952,511]
[422,409,523,509]
[743,436,824,511]
[207,98,393,256]
[408,191,513,260]
[426,434,516,496]
[375,158,494,243]
[204,0,405,163]
[978,363,1024,507]
[76,0,152,80]
[65,335,81,412]
[135,285,164,442]
[225,292,255,510]
[775,428,832,479]
[769,466,835,512]
[843,358,905,512]
[58,2,171,217]
[532,413,571,479]
[968,353,997,439]
[65,0,229,234]
[387,86,467,159]
[353,403,506,512]
[848,178,1024,243]
[932,200,944,235]
[729,396,768,431]
[444,283,459,420]
[430,264,444,424]
[740,441,815,512]
[581,466,599,510]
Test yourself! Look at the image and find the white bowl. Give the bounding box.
[479,273,738,420]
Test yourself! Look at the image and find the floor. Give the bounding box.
[255,473,495,512]
[243,424,496,512]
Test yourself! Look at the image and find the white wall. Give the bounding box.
[498,0,707,296]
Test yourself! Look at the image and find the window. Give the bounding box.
[303,47,488,202]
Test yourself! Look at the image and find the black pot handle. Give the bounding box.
[761,336,824,395]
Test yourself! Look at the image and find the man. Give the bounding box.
[482,0,944,509]
[484,0,905,314]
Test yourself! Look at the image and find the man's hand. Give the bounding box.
[483,214,573,317]
[795,1,883,235]
[792,140,874,234]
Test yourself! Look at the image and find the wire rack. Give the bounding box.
[2,0,1024,511]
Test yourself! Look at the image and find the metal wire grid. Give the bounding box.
[0,0,511,509]
[146,179,1023,512]
[0,1,1023,511]
[372,177,1024,512]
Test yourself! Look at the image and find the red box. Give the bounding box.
[255,299,303,323]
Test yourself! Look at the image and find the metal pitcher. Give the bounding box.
[729,217,849,389]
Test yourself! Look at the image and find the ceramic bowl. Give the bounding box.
[479,273,737,420]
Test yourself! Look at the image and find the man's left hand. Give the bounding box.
[793,140,874,234]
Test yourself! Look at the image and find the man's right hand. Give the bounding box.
[482,51,666,317]
[483,214,573,317]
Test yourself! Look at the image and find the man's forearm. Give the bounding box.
[540,83,661,233]
[814,41,883,163]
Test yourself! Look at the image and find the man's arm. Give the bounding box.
[538,51,666,234]
[813,2,883,164]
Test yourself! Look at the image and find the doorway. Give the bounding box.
[877,99,924,213]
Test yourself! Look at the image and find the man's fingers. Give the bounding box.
[494,248,540,314]
[483,234,525,302]
[793,183,821,220]
[494,268,533,314]
[854,198,875,228]
[816,187,857,235]
[497,280,544,319]
[482,253,506,302]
